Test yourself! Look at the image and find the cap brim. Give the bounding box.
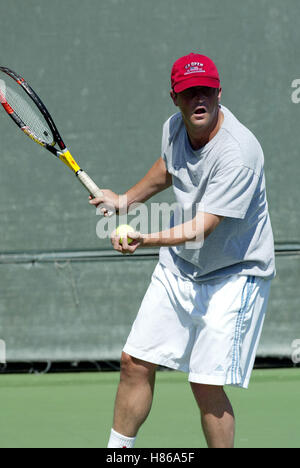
[174,76,220,93]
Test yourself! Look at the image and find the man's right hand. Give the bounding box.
[89,190,128,217]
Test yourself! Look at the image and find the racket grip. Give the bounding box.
[76,170,114,217]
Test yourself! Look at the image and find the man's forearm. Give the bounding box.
[141,213,223,248]
[121,157,172,211]
[142,226,193,247]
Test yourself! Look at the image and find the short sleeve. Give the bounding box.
[161,113,184,173]
[202,165,260,219]
[161,120,170,171]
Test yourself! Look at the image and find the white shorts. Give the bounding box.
[123,263,271,389]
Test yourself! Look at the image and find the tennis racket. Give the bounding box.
[0,66,113,216]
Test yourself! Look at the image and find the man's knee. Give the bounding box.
[120,352,157,382]
[190,382,227,411]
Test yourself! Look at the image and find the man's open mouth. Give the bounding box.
[194,107,207,115]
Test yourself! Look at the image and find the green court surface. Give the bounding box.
[0,368,299,448]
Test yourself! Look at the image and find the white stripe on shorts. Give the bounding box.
[231,276,255,385]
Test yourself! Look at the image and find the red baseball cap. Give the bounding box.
[171,53,220,93]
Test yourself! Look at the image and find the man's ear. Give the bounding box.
[217,87,222,105]
[170,89,178,106]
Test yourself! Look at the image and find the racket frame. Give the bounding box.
[0,66,112,210]
[0,66,65,154]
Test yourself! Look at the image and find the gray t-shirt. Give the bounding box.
[159,105,276,283]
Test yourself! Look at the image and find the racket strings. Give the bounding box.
[0,74,54,145]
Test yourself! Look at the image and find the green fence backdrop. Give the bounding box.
[0,0,299,361]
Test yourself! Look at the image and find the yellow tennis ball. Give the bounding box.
[116,224,135,245]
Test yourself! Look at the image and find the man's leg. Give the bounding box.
[190,383,235,448]
[112,352,158,437]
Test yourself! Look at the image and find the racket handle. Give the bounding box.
[77,170,103,198]
[76,170,114,217]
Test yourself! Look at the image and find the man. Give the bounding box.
[90,53,275,448]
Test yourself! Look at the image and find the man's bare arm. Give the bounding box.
[89,157,172,214]
[125,157,172,210]
[111,212,224,254]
